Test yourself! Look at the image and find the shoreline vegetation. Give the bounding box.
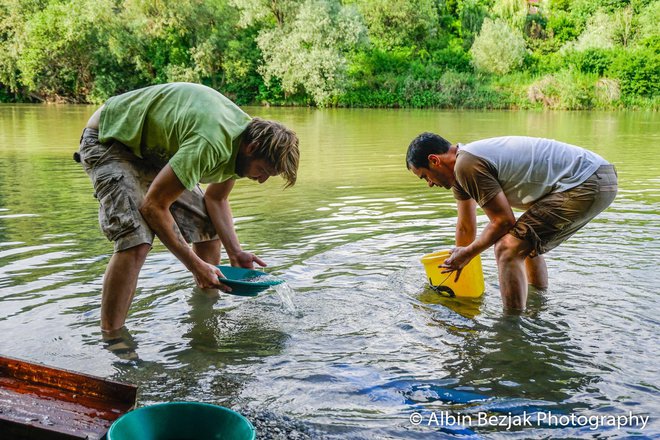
[0,0,658,110]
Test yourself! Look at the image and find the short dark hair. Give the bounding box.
[406,132,452,170]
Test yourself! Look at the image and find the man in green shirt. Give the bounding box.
[75,83,299,332]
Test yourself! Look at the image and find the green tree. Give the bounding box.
[609,46,660,98]
[221,27,266,104]
[563,10,616,52]
[235,0,366,105]
[2,0,242,102]
[230,0,297,27]
[634,0,660,46]
[470,18,527,74]
[110,0,237,89]
[13,0,123,102]
[0,0,49,99]
[458,0,489,47]
[612,5,635,47]
[492,0,528,31]
[354,0,438,50]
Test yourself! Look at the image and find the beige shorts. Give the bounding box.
[509,165,618,257]
[77,128,218,252]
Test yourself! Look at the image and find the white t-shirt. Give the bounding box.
[453,136,608,209]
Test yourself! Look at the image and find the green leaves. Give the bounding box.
[0,0,657,107]
[470,18,527,75]
[251,0,367,106]
[355,0,439,50]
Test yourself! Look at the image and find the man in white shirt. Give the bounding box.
[406,134,618,310]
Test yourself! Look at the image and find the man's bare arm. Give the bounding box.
[139,165,227,289]
[444,191,516,272]
[205,181,266,269]
[455,198,477,246]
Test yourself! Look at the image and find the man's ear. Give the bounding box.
[427,154,439,166]
[245,141,258,156]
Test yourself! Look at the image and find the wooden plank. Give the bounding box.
[0,356,136,402]
[0,356,137,440]
[0,419,87,440]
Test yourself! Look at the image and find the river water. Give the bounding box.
[0,105,658,439]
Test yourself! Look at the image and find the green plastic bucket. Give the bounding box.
[107,402,256,440]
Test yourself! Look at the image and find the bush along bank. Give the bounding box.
[0,0,658,110]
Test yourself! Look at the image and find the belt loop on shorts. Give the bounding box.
[75,128,85,163]
[594,164,610,180]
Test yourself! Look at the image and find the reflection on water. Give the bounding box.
[417,287,484,320]
[0,105,658,438]
[103,326,139,361]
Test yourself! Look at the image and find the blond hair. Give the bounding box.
[243,117,299,188]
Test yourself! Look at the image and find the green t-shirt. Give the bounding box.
[99,82,252,190]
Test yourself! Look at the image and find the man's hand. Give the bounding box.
[191,261,232,292]
[231,251,267,269]
[440,246,473,282]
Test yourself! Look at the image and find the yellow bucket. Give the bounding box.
[420,250,485,298]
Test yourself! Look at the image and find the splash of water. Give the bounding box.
[273,282,300,316]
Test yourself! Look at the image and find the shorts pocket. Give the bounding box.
[527,192,573,232]
[98,175,140,242]
[80,140,111,171]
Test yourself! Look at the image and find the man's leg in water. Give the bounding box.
[101,243,151,332]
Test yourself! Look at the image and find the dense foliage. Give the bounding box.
[1,0,658,109]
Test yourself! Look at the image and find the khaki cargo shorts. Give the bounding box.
[77,128,218,252]
[509,164,618,257]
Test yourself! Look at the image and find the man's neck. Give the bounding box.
[446,144,459,170]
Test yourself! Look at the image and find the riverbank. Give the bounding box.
[3,73,657,111]
[334,71,659,111]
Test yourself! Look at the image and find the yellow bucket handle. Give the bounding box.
[429,272,456,297]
